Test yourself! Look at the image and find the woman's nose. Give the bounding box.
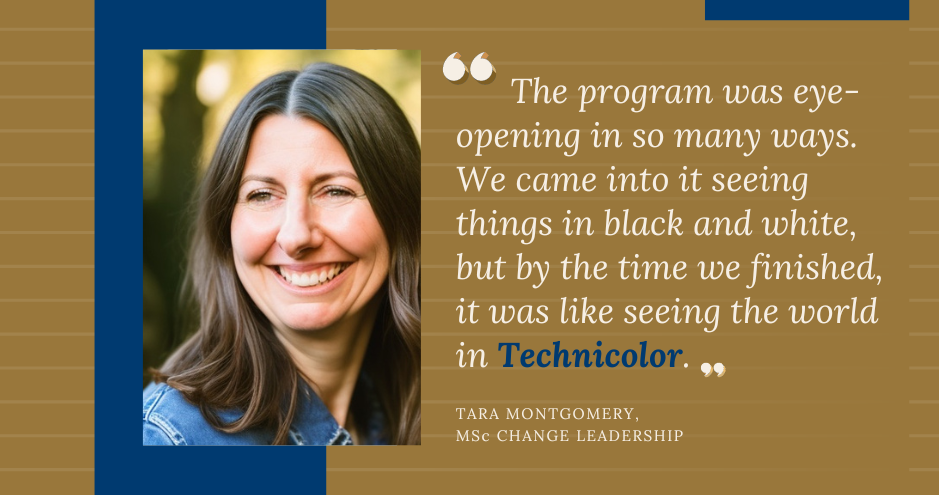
[275,198,325,257]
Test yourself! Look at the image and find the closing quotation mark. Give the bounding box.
[700,363,727,377]
[442,52,496,84]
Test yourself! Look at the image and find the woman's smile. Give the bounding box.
[267,262,355,297]
[274,262,352,289]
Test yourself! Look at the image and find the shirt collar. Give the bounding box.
[289,381,350,445]
[289,375,388,446]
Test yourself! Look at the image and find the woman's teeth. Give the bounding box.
[278,263,349,287]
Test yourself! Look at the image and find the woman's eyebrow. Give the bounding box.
[240,175,279,186]
[239,171,360,187]
[316,171,360,183]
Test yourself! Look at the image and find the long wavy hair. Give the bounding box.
[154,63,421,445]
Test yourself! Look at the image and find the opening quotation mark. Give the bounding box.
[443,52,496,84]
[443,52,467,82]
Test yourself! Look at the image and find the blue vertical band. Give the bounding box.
[705,1,909,21]
[96,1,327,494]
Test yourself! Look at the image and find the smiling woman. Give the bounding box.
[143,62,421,446]
[233,116,390,337]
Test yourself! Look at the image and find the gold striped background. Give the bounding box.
[0,2,95,493]
[328,0,936,492]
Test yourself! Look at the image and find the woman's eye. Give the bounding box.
[316,186,359,207]
[327,188,354,198]
[245,190,275,205]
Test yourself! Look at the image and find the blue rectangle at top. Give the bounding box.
[705,1,909,21]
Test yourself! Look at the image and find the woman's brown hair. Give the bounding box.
[154,63,421,445]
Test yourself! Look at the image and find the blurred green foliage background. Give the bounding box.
[142,50,421,387]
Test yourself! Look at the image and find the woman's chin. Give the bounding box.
[282,315,338,333]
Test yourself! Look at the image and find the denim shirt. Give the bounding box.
[142,377,388,446]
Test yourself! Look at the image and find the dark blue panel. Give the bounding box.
[705,1,909,21]
[95,1,327,494]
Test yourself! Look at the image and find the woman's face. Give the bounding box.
[231,115,390,334]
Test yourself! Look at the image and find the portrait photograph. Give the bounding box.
[142,50,421,445]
